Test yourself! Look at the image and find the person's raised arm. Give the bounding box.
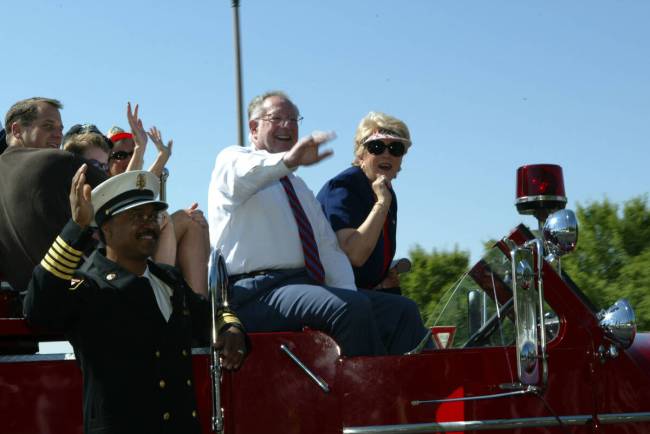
[146,126,173,178]
[24,164,95,328]
[125,102,147,172]
[336,175,392,267]
[282,131,334,169]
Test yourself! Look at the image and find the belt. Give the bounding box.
[228,269,276,283]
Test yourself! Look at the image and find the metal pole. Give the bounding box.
[231,0,245,147]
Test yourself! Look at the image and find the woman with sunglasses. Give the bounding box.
[317,111,411,294]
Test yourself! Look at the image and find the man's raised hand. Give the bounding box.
[283,131,335,169]
[70,164,94,229]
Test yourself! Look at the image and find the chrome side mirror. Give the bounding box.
[543,209,578,260]
[598,299,636,349]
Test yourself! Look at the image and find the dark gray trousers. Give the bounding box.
[229,269,431,357]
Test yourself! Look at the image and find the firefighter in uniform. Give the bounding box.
[24,166,247,434]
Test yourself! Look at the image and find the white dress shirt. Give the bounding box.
[142,267,173,321]
[208,145,356,290]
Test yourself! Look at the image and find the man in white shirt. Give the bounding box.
[208,91,430,357]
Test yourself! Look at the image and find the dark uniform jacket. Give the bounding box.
[24,220,210,434]
[0,146,106,290]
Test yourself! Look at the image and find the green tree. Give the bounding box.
[561,196,650,330]
[401,246,469,325]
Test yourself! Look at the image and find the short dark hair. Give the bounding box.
[4,97,63,132]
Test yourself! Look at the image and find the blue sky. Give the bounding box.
[2,0,648,263]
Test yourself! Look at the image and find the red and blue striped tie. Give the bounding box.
[279,176,326,284]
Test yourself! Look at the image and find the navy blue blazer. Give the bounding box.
[317,166,397,289]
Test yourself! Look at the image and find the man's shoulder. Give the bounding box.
[218,144,253,157]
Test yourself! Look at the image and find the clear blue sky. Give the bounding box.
[2,0,649,263]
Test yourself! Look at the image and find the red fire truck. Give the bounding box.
[1,164,648,433]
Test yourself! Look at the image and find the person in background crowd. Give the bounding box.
[317,111,411,295]
[0,129,7,155]
[0,98,106,292]
[24,167,247,434]
[63,128,178,266]
[63,129,112,174]
[208,90,431,357]
[106,103,210,296]
[4,97,63,149]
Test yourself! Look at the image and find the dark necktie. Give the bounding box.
[279,176,326,284]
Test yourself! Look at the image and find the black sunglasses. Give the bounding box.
[109,150,134,161]
[88,159,109,173]
[66,123,102,136]
[364,140,406,157]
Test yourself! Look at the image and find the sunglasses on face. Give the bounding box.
[88,159,109,173]
[67,123,102,135]
[109,150,134,161]
[364,140,407,157]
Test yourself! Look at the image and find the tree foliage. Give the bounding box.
[562,196,650,330]
[402,195,650,331]
[401,246,469,325]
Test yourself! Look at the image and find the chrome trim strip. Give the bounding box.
[344,412,650,433]
[280,344,330,393]
[599,412,650,424]
[344,415,593,433]
[412,388,531,405]
[0,353,75,363]
[0,347,211,363]
[516,195,567,204]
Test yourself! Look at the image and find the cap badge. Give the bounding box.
[106,272,117,281]
[136,173,146,190]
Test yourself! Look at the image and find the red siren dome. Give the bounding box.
[515,164,567,220]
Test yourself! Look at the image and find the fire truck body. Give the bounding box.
[1,164,649,433]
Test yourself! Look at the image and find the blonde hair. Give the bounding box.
[63,132,112,156]
[352,111,411,166]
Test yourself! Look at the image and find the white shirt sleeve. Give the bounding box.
[211,145,292,207]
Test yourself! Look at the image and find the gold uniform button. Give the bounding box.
[186,379,192,386]
[159,380,166,389]
[192,410,197,418]
[163,412,171,421]
[155,350,161,358]
[182,349,188,357]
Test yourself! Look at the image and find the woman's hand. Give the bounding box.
[147,126,173,160]
[372,175,392,208]
[185,202,208,228]
[377,268,400,290]
[127,102,148,149]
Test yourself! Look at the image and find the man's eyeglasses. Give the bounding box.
[88,159,109,173]
[364,140,407,157]
[258,115,303,126]
[125,210,163,225]
[109,150,134,161]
